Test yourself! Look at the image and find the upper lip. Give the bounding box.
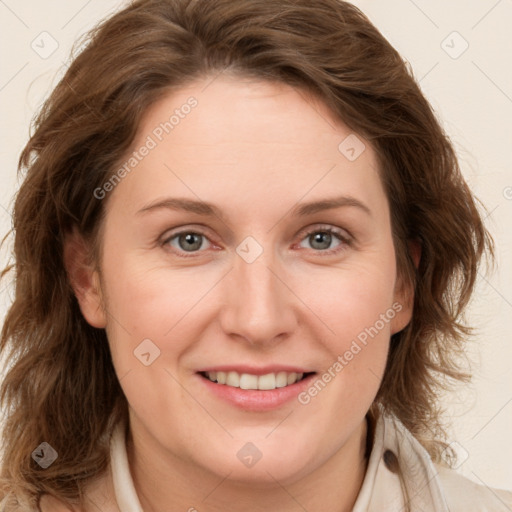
[197,365,314,376]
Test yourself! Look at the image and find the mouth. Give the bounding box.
[196,367,317,411]
[199,370,314,390]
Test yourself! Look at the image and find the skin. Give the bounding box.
[64,74,414,512]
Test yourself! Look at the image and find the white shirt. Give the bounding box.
[109,411,512,511]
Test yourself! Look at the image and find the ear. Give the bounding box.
[63,228,107,329]
[390,239,421,335]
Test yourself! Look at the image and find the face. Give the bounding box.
[75,75,413,485]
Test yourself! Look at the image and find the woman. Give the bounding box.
[1,0,511,510]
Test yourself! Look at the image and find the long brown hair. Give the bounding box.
[0,0,493,509]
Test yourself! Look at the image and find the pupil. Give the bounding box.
[312,232,331,250]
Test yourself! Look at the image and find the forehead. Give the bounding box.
[105,75,388,224]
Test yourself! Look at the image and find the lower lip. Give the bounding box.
[197,373,316,411]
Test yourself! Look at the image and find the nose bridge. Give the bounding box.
[219,239,296,344]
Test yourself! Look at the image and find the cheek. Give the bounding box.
[99,255,240,391]
[299,257,397,392]
[300,259,398,343]
[296,271,395,429]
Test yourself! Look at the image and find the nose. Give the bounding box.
[218,245,298,347]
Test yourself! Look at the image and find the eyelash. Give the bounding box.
[161,225,352,259]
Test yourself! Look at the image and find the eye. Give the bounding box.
[163,230,213,257]
[161,225,351,258]
[297,225,350,255]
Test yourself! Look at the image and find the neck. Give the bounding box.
[126,417,370,512]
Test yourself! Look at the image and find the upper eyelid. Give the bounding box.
[161,225,216,244]
[303,224,350,237]
[162,223,348,239]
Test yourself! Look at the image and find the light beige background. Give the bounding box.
[0,0,511,492]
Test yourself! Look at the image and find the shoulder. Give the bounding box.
[376,411,512,511]
[434,463,512,512]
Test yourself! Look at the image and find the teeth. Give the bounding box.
[226,371,239,387]
[205,370,305,390]
[276,371,288,388]
[240,373,258,390]
[258,373,276,390]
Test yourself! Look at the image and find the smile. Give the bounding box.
[200,370,311,390]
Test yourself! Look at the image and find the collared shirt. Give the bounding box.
[109,411,512,511]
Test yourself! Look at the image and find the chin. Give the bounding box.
[193,436,319,487]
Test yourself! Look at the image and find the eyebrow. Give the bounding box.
[136,195,372,219]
